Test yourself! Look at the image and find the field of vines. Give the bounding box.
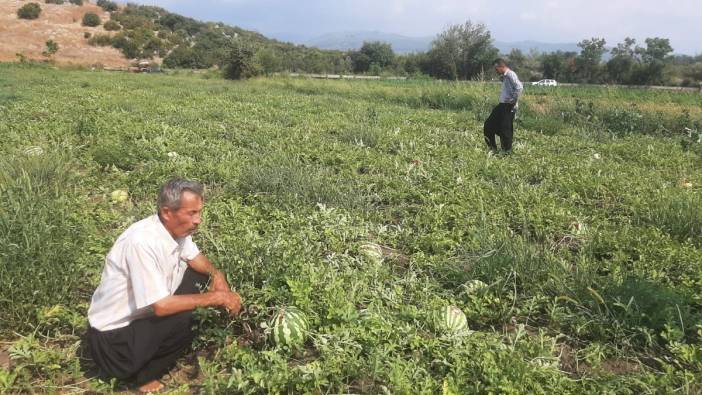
[1,63,701,393]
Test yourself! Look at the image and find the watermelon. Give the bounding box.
[359,242,383,264]
[24,146,44,156]
[442,305,468,334]
[463,279,488,294]
[270,306,308,348]
[110,189,129,203]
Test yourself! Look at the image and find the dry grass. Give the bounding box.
[0,0,129,67]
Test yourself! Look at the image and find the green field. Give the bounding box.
[1,63,701,393]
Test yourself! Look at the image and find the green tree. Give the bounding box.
[256,47,282,75]
[223,41,261,80]
[576,37,607,83]
[159,13,202,35]
[350,51,371,73]
[639,37,673,62]
[163,45,205,69]
[111,32,139,58]
[111,27,162,59]
[540,51,577,82]
[82,12,101,27]
[96,0,118,12]
[607,37,638,84]
[507,48,527,73]
[628,38,674,86]
[398,52,427,76]
[17,3,41,20]
[190,30,234,67]
[351,41,395,73]
[103,20,121,31]
[425,21,498,80]
[577,39,606,82]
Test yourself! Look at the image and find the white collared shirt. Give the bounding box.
[88,215,200,331]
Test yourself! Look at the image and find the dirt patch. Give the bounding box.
[558,343,641,376]
[558,343,579,373]
[527,100,550,115]
[0,0,130,67]
[378,244,410,267]
[0,347,10,369]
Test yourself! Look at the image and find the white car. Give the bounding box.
[532,79,558,86]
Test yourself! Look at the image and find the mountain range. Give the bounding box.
[269,30,582,55]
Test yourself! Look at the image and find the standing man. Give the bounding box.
[484,58,523,153]
[87,178,241,393]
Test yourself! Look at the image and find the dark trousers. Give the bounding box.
[88,268,209,385]
[483,103,516,151]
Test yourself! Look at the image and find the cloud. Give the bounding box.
[519,12,537,21]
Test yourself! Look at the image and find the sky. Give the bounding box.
[142,0,702,54]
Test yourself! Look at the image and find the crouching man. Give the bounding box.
[87,178,241,393]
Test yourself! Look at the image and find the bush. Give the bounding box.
[69,0,83,4]
[223,42,261,80]
[103,19,120,31]
[82,12,101,27]
[17,3,41,19]
[96,0,118,12]
[42,40,59,57]
[45,0,64,4]
[87,33,112,46]
[83,31,91,39]
[110,33,140,58]
[163,45,206,69]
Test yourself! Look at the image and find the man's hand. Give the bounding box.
[186,255,239,315]
[225,291,242,316]
[212,290,242,316]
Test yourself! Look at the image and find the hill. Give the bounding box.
[0,0,129,66]
[0,0,349,71]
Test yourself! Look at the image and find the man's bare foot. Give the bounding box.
[138,379,164,393]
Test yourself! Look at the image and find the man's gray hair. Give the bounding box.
[157,177,204,211]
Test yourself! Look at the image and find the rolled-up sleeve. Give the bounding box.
[125,242,170,310]
[507,72,523,102]
[180,236,200,262]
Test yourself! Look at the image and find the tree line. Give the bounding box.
[59,2,700,86]
[342,24,700,87]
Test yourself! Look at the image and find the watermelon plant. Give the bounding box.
[0,63,700,393]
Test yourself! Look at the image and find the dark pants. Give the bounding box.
[88,268,209,385]
[483,103,516,151]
